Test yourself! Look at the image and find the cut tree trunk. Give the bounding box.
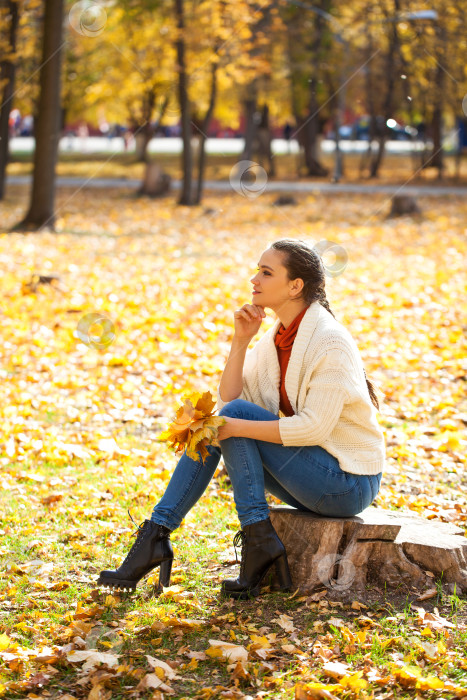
[138,163,171,197]
[269,505,467,599]
[387,195,421,218]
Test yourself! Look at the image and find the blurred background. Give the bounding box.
[1,0,467,225]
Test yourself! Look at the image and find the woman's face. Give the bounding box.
[250,248,303,311]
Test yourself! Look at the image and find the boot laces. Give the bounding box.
[121,509,148,564]
[233,530,246,572]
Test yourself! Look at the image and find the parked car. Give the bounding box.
[324,124,355,140]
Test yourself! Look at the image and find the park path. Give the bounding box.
[7,175,467,196]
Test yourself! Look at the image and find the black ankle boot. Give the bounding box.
[221,517,292,600]
[97,520,173,592]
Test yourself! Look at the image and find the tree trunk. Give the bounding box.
[241,5,271,164]
[422,52,444,178]
[254,104,275,177]
[18,0,64,230]
[287,4,328,178]
[241,94,258,161]
[359,23,376,178]
[296,114,328,177]
[421,23,446,179]
[133,91,156,163]
[174,0,193,205]
[369,0,401,179]
[134,126,153,163]
[428,106,443,176]
[0,0,20,201]
[194,62,218,205]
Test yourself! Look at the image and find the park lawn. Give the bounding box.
[6,150,467,185]
[0,188,466,698]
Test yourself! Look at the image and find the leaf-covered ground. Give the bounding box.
[0,186,466,699]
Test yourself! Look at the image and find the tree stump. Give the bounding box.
[269,506,467,597]
[273,195,297,206]
[387,194,421,218]
[139,163,171,197]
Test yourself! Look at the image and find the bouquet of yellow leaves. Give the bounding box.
[158,391,225,463]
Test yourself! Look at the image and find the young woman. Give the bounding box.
[98,239,385,599]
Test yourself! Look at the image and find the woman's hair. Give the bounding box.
[271,238,380,410]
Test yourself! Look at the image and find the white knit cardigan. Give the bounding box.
[217,300,385,475]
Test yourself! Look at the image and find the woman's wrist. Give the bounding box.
[232,334,252,347]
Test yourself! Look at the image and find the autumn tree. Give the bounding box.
[188,0,272,203]
[281,0,335,177]
[76,0,176,163]
[239,3,279,176]
[400,2,467,179]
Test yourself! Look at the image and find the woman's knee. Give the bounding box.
[218,398,251,418]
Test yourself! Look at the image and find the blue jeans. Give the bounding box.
[151,399,382,530]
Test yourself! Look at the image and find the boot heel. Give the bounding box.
[275,553,292,590]
[158,558,173,588]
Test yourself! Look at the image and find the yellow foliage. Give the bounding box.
[159,391,225,462]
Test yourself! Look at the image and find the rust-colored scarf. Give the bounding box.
[274,306,309,416]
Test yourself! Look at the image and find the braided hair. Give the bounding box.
[271,239,380,410]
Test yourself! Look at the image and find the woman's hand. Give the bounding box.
[216,416,238,441]
[233,304,266,340]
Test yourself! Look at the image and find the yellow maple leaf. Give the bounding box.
[194,391,216,416]
[0,634,11,651]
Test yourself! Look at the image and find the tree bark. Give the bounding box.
[174,0,193,205]
[19,0,64,230]
[0,0,19,201]
[295,82,328,177]
[132,90,157,163]
[241,94,258,162]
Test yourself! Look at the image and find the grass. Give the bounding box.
[1,452,466,698]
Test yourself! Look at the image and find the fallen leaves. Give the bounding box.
[1,192,467,699]
[206,639,248,663]
[66,649,120,672]
[135,655,180,695]
[272,613,296,633]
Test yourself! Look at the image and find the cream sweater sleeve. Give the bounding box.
[278,348,352,447]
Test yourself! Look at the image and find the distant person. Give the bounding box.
[283,122,294,153]
[20,115,34,136]
[9,109,21,137]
